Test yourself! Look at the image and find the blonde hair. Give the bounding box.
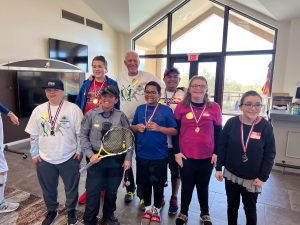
[183,75,212,107]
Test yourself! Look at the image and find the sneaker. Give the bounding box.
[201,215,212,225]
[78,191,86,204]
[101,214,120,225]
[139,198,145,211]
[124,191,135,203]
[42,211,58,225]
[67,209,78,225]
[0,200,19,213]
[175,213,188,225]
[141,210,152,225]
[149,207,161,225]
[168,196,178,215]
[149,213,160,225]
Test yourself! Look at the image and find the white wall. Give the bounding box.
[283,19,300,95]
[0,0,120,78]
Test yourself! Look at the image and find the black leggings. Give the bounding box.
[225,178,258,225]
[179,157,213,216]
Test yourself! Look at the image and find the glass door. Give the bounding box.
[169,54,223,105]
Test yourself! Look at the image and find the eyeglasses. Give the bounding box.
[144,90,158,95]
[190,84,207,89]
[241,102,263,108]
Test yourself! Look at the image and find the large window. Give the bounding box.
[133,0,277,114]
[171,0,224,54]
[135,18,168,55]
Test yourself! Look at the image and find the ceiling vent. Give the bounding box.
[62,10,84,25]
[86,19,103,31]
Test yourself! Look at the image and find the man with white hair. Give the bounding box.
[118,51,164,208]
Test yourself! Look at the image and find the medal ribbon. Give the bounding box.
[240,116,258,155]
[190,104,206,126]
[94,79,106,97]
[48,100,64,131]
[165,89,176,106]
[144,103,160,126]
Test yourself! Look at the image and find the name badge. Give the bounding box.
[250,132,261,139]
[203,112,210,117]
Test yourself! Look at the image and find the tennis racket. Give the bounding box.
[79,126,135,173]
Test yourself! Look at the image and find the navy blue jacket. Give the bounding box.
[75,75,120,112]
[0,103,10,115]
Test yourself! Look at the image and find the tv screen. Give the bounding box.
[49,38,88,72]
[17,71,84,117]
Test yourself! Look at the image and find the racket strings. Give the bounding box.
[102,128,134,154]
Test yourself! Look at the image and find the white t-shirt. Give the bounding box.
[160,88,185,147]
[25,101,83,164]
[117,70,165,122]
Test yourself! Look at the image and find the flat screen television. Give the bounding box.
[17,71,84,117]
[49,38,88,72]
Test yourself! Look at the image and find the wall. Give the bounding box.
[0,0,120,78]
[283,19,300,95]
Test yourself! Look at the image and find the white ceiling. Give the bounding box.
[82,0,300,33]
[230,0,300,21]
[82,0,177,33]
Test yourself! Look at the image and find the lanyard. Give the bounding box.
[48,100,64,130]
[190,104,206,125]
[240,116,258,154]
[144,103,160,126]
[94,79,106,97]
[164,89,176,106]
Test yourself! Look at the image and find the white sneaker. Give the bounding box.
[0,201,19,213]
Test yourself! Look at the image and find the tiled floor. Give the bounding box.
[4,142,300,225]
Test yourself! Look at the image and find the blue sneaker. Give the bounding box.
[168,196,178,215]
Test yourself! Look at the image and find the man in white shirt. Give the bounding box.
[118,51,164,207]
[25,80,83,225]
[159,68,185,215]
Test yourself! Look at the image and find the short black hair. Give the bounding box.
[145,81,161,94]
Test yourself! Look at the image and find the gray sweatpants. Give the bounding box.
[36,156,80,212]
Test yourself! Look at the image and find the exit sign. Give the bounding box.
[187,54,199,61]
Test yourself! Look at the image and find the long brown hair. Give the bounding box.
[183,75,212,108]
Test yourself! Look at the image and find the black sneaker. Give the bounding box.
[101,214,120,225]
[42,211,58,225]
[124,191,134,203]
[67,209,78,225]
[175,213,188,225]
[201,215,212,225]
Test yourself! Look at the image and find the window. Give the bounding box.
[133,0,277,114]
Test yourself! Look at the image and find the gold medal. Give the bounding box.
[131,79,138,86]
[186,112,193,119]
[195,127,200,133]
[158,99,164,104]
[93,98,98,104]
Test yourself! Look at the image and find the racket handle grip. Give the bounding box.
[79,162,93,173]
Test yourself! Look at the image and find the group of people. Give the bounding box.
[0,50,276,225]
